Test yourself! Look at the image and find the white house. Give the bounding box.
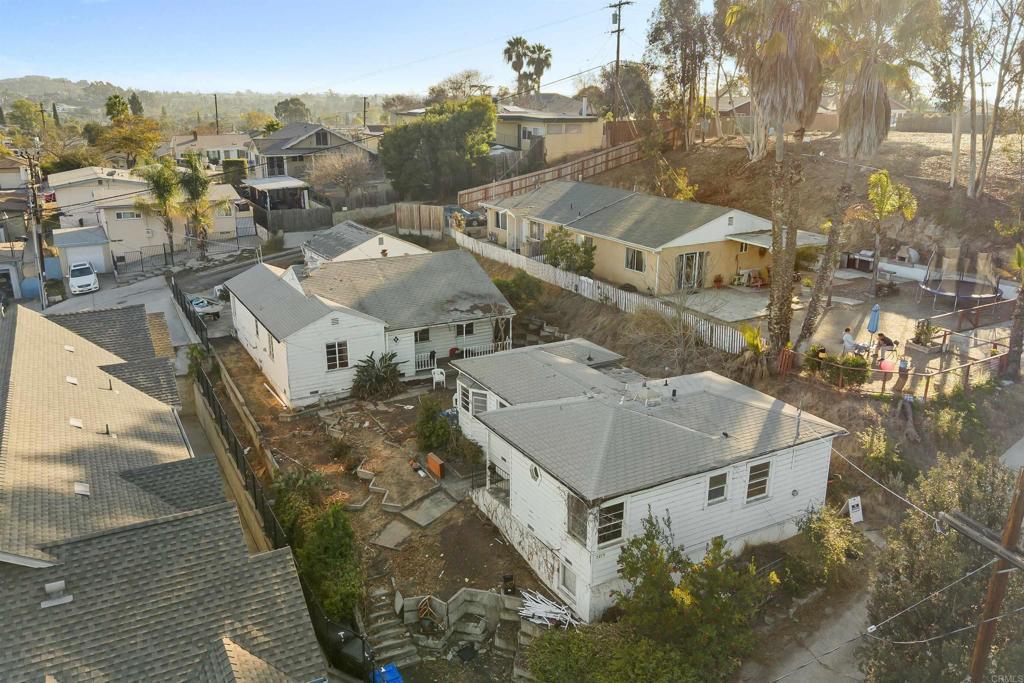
[225,250,515,408]
[451,340,845,622]
[46,166,149,228]
[301,221,429,270]
[0,155,30,190]
[157,132,258,168]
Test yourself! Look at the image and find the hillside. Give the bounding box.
[591,132,1020,266]
[0,75,378,124]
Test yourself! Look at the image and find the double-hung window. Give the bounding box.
[470,390,488,415]
[414,328,430,343]
[529,221,545,240]
[707,472,728,504]
[314,130,329,146]
[746,462,771,501]
[625,247,645,272]
[566,493,587,544]
[456,322,474,337]
[597,502,624,545]
[325,341,349,371]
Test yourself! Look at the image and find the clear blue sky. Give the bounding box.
[0,0,716,95]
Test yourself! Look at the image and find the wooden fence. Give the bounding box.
[457,138,646,209]
[447,229,747,354]
[395,202,447,233]
[252,202,334,233]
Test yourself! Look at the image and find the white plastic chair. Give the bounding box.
[432,368,446,390]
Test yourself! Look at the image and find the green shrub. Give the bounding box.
[820,353,869,387]
[795,506,865,585]
[447,430,483,464]
[297,503,363,622]
[222,158,248,185]
[493,271,541,310]
[933,406,966,443]
[803,343,827,374]
[416,396,452,451]
[351,351,403,401]
[857,424,908,480]
[262,231,285,254]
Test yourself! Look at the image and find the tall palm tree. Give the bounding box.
[133,157,182,254]
[746,0,824,356]
[1006,243,1024,378]
[178,151,227,260]
[503,36,530,84]
[526,44,552,93]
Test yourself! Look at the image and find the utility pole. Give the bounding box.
[26,154,46,310]
[362,96,368,126]
[608,1,633,121]
[701,63,708,144]
[214,94,220,134]
[939,468,1024,682]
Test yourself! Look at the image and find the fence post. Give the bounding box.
[923,373,932,402]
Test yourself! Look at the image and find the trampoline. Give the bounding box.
[917,247,1003,310]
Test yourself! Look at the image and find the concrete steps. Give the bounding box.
[364,581,421,670]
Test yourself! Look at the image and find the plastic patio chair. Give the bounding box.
[431,368,446,390]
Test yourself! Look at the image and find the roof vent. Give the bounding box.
[40,580,73,609]
[69,417,83,429]
[63,345,75,353]
[722,431,730,438]
[73,482,90,496]
[106,170,116,177]
[65,376,78,385]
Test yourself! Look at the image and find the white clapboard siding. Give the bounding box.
[284,311,385,406]
[444,229,747,354]
[231,294,292,404]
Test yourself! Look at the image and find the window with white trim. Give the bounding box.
[115,210,141,220]
[559,561,578,601]
[739,242,749,254]
[746,461,771,501]
[566,493,587,544]
[625,247,645,272]
[707,472,728,504]
[325,341,349,371]
[597,502,624,545]
[456,322,474,337]
[497,212,508,230]
[529,221,544,240]
[459,385,470,412]
[470,390,488,415]
[414,328,430,343]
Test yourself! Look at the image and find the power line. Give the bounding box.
[865,603,1024,646]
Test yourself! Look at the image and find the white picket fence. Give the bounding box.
[447,230,748,355]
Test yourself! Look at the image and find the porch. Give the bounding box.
[414,339,513,373]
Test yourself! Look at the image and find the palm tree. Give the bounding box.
[178,151,227,260]
[865,170,917,296]
[503,36,530,84]
[745,0,824,356]
[1006,243,1024,378]
[133,157,182,255]
[526,43,552,93]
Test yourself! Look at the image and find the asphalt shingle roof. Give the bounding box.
[452,340,625,405]
[303,220,381,260]
[477,372,844,502]
[192,636,296,683]
[49,304,157,362]
[303,250,514,330]
[51,225,109,248]
[225,264,333,340]
[99,357,181,407]
[0,306,195,563]
[120,455,226,512]
[0,503,325,682]
[488,180,734,249]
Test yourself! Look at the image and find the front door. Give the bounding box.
[677,252,706,290]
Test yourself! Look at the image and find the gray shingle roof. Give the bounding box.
[487,180,734,249]
[49,304,157,362]
[100,357,181,407]
[303,250,513,330]
[120,455,226,512]
[225,264,333,340]
[303,220,381,260]
[192,636,296,683]
[51,225,109,248]
[0,503,325,682]
[0,306,196,563]
[477,372,844,502]
[452,340,625,404]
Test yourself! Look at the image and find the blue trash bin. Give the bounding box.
[372,663,403,683]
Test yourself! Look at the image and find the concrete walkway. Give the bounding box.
[1001,435,1024,470]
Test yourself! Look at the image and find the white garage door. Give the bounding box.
[66,245,109,274]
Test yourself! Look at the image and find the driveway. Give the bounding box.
[43,275,191,348]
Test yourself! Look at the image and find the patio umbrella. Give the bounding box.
[867,304,881,334]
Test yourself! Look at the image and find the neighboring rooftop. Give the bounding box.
[93,182,238,209]
[46,166,148,188]
[477,371,845,502]
[0,503,325,682]
[225,263,332,340]
[254,122,374,157]
[485,180,736,250]
[242,176,309,192]
[0,154,29,169]
[302,220,382,260]
[51,225,109,248]
[159,133,256,157]
[303,250,514,330]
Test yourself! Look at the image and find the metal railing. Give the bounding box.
[461,340,512,359]
[171,277,210,351]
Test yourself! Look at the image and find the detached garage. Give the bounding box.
[52,225,113,275]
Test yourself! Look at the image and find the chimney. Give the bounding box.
[581,96,588,116]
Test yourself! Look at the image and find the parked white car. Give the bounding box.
[67,262,100,295]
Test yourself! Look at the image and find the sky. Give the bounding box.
[0,0,710,96]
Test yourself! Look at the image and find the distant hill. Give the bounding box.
[0,75,383,126]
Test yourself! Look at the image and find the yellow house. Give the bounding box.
[481,180,826,297]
